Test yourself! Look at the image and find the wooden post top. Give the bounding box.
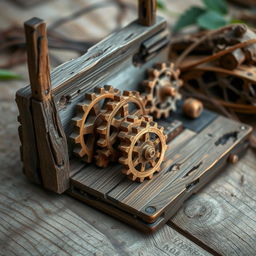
[138,0,157,26]
[24,17,51,102]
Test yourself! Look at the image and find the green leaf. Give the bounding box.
[0,69,22,80]
[173,6,205,32]
[202,0,228,14]
[197,11,228,30]
[157,0,166,10]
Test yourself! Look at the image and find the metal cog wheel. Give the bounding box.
[118,115,167,182]
[69,85,120,163]
[95,90,146,167]
[142,62,183,119]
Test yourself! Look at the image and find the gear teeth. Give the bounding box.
[106,101,116,110]
[85,93,97,100]
[114,95,122,101]
[162,111,169,119]
[123,90,133,96]
[122,169,132,175]
[104,85,114,92]
[155,62,166,70]
[154,110,162,119]
[145,81,155,89]
[119,156,129,165]
[139,177,145,183]
[132,126,142,133]
[170,62,175,69]
[141,120,149,128]
[69,132,81,144]
[97,137,107,147]
[119,123,130,133]
[101,113,111,121]
[143,115,153,122]
[132,91,140,97]
[129,175,137,181]
[97,125,107,135]
[94,87,106,94]
[148,174,154,180]
[71,116,83,127]
[73,146,85,157]
[127,115,139,123]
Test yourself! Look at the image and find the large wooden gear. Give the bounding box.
[95,90,147,167]
[118,115,167,182]
[142,62,183,119]
[69,85,120,163]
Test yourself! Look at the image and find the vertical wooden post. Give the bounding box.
[24,18,70,194]
[138,0,157,26]
[24,17,51,101]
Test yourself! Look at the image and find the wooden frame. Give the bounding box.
[16,0,252,232]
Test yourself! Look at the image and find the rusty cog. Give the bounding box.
[118,115,167,182]
[69,85,120,163]
[142,62,183,119]
[95,90,146,167]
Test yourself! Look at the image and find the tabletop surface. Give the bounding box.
[0,0,255,255]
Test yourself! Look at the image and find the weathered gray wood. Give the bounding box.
[15,91,40,184]
[169,149,256,256]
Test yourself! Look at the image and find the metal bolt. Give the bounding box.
[240,126,246,130]
[145,206,156,214]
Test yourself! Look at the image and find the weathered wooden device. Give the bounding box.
[16,0,252,232]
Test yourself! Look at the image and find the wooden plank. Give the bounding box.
[169,149,256,255]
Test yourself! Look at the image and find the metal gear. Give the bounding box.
[95,90,146,167]
[118,115,167,182]
[142,62,183,119]
[69,85,120,163]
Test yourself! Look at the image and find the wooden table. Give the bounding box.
[0,0,255,255]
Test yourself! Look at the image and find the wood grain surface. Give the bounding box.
[1,0,256,255]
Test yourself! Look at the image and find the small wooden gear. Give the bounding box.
[118,115,167,182]
[142,62,183,119]
[69,85,120,163]
[95,90,147,167]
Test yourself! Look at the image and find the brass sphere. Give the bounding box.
[183,98,203,119]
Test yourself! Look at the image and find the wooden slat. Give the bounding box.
[169,149,256,255]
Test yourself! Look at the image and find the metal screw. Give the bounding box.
[145,206,156,214]
[240,126,246,130]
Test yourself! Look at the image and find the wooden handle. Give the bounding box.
[138,0,157,26]
[24,17,51,101]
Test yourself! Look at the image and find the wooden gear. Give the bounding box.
[118,115,167,182]
[95,90,146,167]
[143,62,183,119]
